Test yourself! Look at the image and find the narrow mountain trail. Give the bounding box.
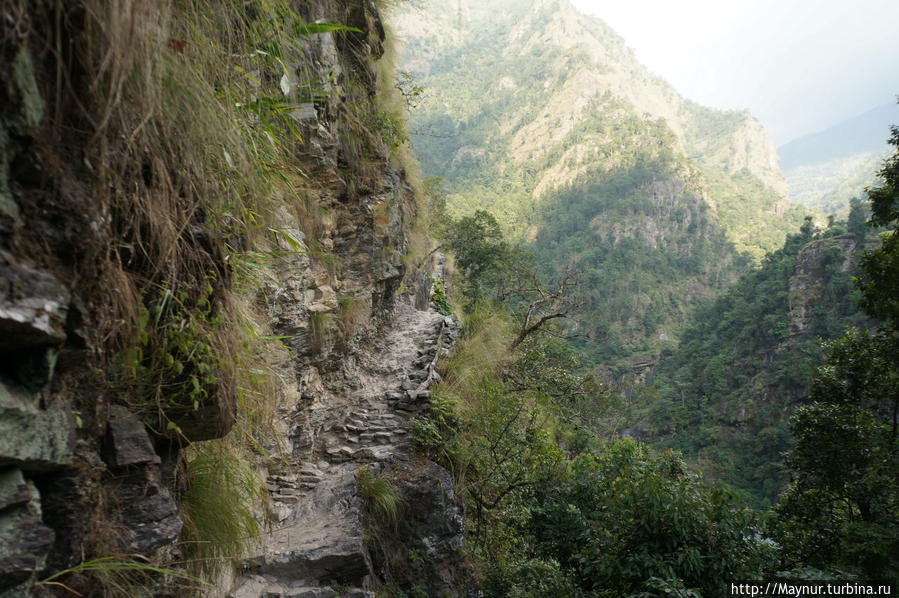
[230,299,459,597]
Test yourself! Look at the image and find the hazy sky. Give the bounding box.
[570,0,899,146]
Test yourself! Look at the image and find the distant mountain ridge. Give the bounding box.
[778,102,898,170]
[780,103,897,213]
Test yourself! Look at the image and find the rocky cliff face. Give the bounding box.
[0,1,474,596]
[788,234,859,337]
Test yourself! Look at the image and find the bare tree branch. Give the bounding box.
[509,266,584,351]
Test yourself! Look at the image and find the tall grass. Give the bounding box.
[373,19,435,269]
[178,441,266,579]
[35,555,208,598]
[438,302,513,402]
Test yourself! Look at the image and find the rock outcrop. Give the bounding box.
[789,234,858,337]
[0,0,476,596]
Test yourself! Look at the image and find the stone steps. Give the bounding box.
[229,574,373,598]
[230,304,462,596]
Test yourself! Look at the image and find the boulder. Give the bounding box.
[0,479,54,591]
[365,461,478,597]
[103,405,160,467]
[0,468,29,510]
[0,380,73,470]
[0,261,69,350]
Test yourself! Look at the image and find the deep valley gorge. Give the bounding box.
[0,0,896,597]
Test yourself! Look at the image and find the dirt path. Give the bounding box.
[229,299,458,598]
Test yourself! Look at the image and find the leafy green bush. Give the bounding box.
[525,441,775,597]
[125,281,231,436]
[430,276,453,315]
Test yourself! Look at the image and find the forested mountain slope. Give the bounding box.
[785,151,885,214]
[392,0,807,365]
[627,218,872,507]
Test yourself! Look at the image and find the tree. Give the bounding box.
[444,210,586,348]
[857,125,899,328]
[772,119,899,583]
[847,197,869,241]
[444,209,508,299]
[527,441,774,597]
[502,265,585,351]
[772,332,899,581]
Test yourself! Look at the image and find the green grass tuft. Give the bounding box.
[357,466,403,530]
[179,441,265,579]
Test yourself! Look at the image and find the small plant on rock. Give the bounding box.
[430,276,453,316]
[356,466,403,531]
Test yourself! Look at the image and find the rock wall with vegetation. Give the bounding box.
[0,1,474,596]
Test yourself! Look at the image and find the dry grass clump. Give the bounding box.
[337,294,371,340]
[178,439,267,579]
[438,303,513,402]
[357,466,403,530]
[374,20,436,269]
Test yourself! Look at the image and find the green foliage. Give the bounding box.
[524,441,775,597]
[771,332,899,583]
[395,71,425,109]
[847,197,870,240]
[863,124,899,229]
[444,210,510,299]
[357,466,403,530]
[412,391,459,454]
[117,279,231,438]
[857,125,899,328]
[179,442,265,578]
[696,168,808,262]
[36,555,207,598]
[294,20,362,36]
[430,276,453,315]
[630,220,867,506]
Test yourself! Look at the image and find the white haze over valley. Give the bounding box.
[570,0,899,145]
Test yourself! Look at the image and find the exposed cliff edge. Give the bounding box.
[0,1,475,596]
[788,234,859,337]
